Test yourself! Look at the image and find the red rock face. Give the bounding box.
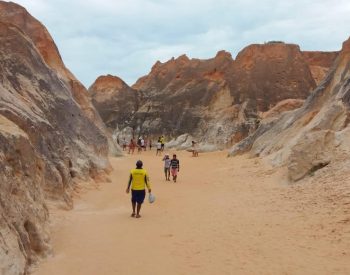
[132,51,233,92]
[230,42,316,112]
[95,42,319,147]
[89,75,139,127]
[302,51,339,85]
[91,74,130,91]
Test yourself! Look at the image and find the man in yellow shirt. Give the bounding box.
[126,160,152,218]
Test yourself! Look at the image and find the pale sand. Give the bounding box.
[33,151,350,275]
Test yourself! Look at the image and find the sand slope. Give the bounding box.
[33,151,350,275]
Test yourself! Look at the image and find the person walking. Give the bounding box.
[137,137,142,153]
[141,137,145,151]
[126,160,151,218]
[191,141,199,157]
[156,138,162,156]
[160,135,165,151]
[128,139,135,154]
[144,139,148,151]
[170,154,180,182]
[162,154,171,181]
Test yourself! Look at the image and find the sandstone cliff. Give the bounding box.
[89,75,140,129]
[0,1,120,155]
[91,43,317,149]
[229,37,350,182]
[302,51,338,85]
[0,4,113,274]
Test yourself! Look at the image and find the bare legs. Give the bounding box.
[164,169,170,181]
[131,201,142,218]
[131,201,136,217]
[136,204,142,218]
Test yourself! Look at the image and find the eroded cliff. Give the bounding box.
[91,43,321,149]
[229,37,350,182]
[0,3,114,273]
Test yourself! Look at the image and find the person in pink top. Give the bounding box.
[170,154,180,182]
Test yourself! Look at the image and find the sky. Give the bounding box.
[11,0,350,87]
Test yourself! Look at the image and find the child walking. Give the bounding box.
[162,154,171,181]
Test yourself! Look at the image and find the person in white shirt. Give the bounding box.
[156,139,162,156]
[162,154,171,181]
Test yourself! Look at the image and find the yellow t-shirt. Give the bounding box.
[130,168,151,190]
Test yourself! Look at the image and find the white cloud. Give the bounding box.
[8,0,350,86]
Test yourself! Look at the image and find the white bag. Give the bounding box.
[148,193,155,203]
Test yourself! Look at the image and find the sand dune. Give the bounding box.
[33,151,350,275]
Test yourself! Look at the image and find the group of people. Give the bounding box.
[122,137,151,154]
[121,135,166,155]
[125,135,202,218]
[162,154,180,182]
[126,152,180,219]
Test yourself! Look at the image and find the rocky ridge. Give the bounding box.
[229,37,350,182]
[91,42,336,149]
[89,75,139,129]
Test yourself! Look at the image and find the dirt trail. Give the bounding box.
[33,150,350,275]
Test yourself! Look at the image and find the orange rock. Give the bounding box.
[302,51,338,84]
[95,42,318,148]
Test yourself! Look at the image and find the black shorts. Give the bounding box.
[131,190,146,204]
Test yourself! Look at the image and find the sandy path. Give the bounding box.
[33,150,350,275]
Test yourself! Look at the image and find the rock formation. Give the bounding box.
[91,43,320,149]
[0,1,120,155]
[0,2,116,273]
[302,51,338,85]
[229,37,350,182]
[89,75,139,129]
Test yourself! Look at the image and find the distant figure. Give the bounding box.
[141,137,145,151]
[122,138,127,151]
[170,154,180,182]
[191,141,199,157]
[144,139,148,151]
[160,135,165,151]
[128,139,135,154]
[149,139,152,151]
[126,160,151,218]
[156,139,162,156]
[137,137,142,153]
[162,154,171,181]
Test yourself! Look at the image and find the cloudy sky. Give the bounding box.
[12,0,350,87]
